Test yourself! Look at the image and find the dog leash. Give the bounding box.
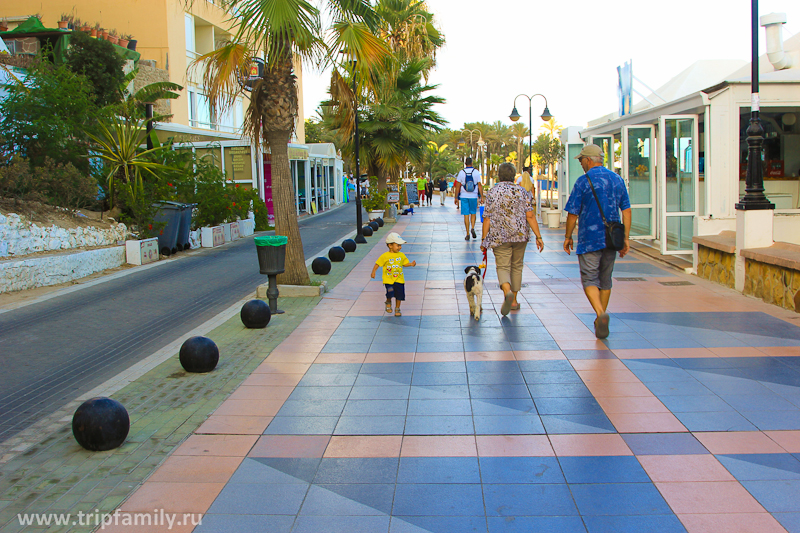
[482,249,487,279]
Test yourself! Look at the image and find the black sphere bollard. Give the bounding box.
[72,397,130,451]
[328,246,346,262]
[362,225,373,237]
[179,336,219,373]
[342,239,357,253]
[240,299,271,329]
[368,221,379,232]
[312,256,332,275]
[376,218,384,227]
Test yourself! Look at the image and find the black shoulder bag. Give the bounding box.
[586,175,626,251]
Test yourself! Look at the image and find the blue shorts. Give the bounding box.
[460,197,478,215]
[385,283,406,301]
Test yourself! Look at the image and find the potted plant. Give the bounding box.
[108,29,119,45]
[58,14,70,29]
[126,34,137,51]
[0,19,8,32]
[118,34,130,49]
[361,177,387,220]
[100,28,109,40]
[91,23,99,38]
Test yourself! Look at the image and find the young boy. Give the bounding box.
[371,232,416,316]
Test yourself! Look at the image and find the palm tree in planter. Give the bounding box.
[192,0,388,285]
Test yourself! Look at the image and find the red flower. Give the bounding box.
[232,202,236,206]
[148,224,152,230]
[235,184,239,188]
[167,182,173,187]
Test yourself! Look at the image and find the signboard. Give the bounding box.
[239,57,265,91]
[617,60,632,117]
[225,146,251,181]
[387,192,400,203]
[263,161,275,225]
[406,187,419,205]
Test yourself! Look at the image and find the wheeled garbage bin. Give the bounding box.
[176,203,196,251]
[153,201,183,256]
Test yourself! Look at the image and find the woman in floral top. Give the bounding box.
[480,162,544,315]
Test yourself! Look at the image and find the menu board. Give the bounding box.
[225,146,251,182]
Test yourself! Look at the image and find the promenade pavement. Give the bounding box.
[11,202,800,532]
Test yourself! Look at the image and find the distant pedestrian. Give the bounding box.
[372,232,416,317]
[519,166,534,193]
[454,157,484,241]
[563,145,631,339]
[438,177,447,205]
[425,177,434,206]
[480,162,544,315]
[416,174,427,205]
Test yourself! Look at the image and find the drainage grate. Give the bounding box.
[659,281,694,286]
[615,277,646,282]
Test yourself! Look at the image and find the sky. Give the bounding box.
[302,0,800,134]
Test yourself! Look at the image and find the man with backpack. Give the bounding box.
[454,157,484,241]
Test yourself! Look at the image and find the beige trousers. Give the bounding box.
[492,242,527,292]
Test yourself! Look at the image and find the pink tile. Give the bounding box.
[364,352,415,363]
[465,351,515,361]
[401,436,477,457]
[513,350,566,360]
[694,431,785,454]
[639,455,736,483]
[120,482,224,514]
[173,435,258,457]
[324,436,403,457]
[677,513,787,533]
[656,481,765,514]
[765,430,800,453]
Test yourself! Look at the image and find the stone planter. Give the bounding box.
[222,222,240,242]
[238,219,255,237]
[125,238,159,265]
[201,226,224,248]
[546,210,561,229]
[368,210,383,221]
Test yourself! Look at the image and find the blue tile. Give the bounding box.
[534,397,604,415]
[621,433,709,455]
[717,454,800,481]
[582,515,686,533]
[232,458,319,484]
[470,384,532,399]
[300,484,394,515]
[349,386,410,400]
[697,377,775,396]
[569,483,672,516]
[393,484,485,516]
[416,342,465,352]
[720,393,798,412]
[540,415,616,434]
[355,373,413,387]
[487,516,587,533]
[334,416,405,435]
[264,417,339,435]
[517,360,574,372]
[473,415,545,435]
[196,514,294,532]
[468,372,525,385]
[646,381,712,396]
[741,480,800,512]
[391,516,488,533]
[742,410,800,431]
[276,400,346,417]
[289,386,353,400]
[405,415,474,435]
[293,516,390,533]
[413,362,467,373]
[528,384,593,398]
[298,373,359,386]
[306,363,362,374]
[466,361,520,373]
[322,343,373,353]
[510,341,562,351]
[410,385,470,399]
[397,457,481,484]
[483,484,578,516]
[471,398,536,416]
[411,373,468,386]
[658,395,734,413]
[207,483,308,514]
[479,457,564,484]
[672,411,758,432]
[360,362,414,374]
[342,399,408,417]
[407,399,472,416]
[314,458,399,484]
[558,456,650,483]
[523,371,583,384]
[563,350,616,360]
[775,513,800,533]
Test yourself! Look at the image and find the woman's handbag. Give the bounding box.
[586,175,626,251]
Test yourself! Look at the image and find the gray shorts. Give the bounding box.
[578,249,617,290]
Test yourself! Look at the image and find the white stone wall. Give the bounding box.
[0,247,126,293]
[0,213,129,257]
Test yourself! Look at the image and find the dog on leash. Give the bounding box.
[464,266,484,320]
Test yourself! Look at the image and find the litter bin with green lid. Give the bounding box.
[255,235,287,314]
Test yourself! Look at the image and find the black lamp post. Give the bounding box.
[736,0,774,211]
[509,94,552,177]
[350,59,367,243]
[459,129,482,160]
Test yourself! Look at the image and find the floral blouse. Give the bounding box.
[481,181,535,249]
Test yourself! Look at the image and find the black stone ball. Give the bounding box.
[312,256,332,275]
[342,239,357,253]
[328,246,346,262]
[179,336,220,373]
[240,299,271,328]
[368,221,379,232]
[362,225,373,237]
[72,397,130,452]
[376,218,384,227]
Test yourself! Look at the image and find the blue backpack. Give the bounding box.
[463,168,476,193]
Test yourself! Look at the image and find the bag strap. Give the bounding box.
[585,173,609,226]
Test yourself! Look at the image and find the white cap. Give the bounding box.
[385,232,407,245]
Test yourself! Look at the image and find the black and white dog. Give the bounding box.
[464,266,484,321]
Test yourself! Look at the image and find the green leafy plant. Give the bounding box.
[66,29,125,107]
[361,176,387,211]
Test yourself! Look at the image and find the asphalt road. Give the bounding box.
[0,203,365,441]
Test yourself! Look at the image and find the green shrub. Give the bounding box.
[66,30,126,108]
[253,197,271,231]
[0,157,98,210]
[361,176,387,212]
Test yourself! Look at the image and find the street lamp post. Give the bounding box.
[459,129,482,160]
[350,59,367,243]
[509,93,552,178]
[736,0,774,211]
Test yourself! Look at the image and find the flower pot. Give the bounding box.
[546,209,561,229]
[126,39,137,51]
[101,30,108,39]
[0,24,9,32]
[82,25,91,33]
[368,210,383,221]
[118,38,129,48]
[58,20,69,29]
[90,29,97,37]
[108,35,119,45]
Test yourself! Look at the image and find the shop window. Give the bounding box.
[739,107,800,180]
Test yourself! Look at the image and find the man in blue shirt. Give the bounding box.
[563,145,631,339]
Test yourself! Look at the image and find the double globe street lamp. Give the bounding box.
[509,94,553,178]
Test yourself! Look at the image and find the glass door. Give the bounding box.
[659,116,698,255]
[589,136,615,172]
[622,125,656,239]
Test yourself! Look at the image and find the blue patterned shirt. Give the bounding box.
[564,166,631,255]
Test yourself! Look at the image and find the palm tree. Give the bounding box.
[510,122,529,169]
[193,0,387,285]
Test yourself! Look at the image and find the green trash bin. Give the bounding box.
[255,235,288,314]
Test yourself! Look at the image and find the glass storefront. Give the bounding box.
[624,126,655,238]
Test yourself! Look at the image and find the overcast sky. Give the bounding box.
[302,0,800,133]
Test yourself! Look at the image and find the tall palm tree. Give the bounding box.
[510,122,529,169]
[193,0,387,285]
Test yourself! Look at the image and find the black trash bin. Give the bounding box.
[176,203,196,251]
[255,235,288,314]
[153,201,182,256]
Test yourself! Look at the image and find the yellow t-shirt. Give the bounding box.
[376,251,409,284]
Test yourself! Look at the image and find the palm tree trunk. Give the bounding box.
[267,130,310,286]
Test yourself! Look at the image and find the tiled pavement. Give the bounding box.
[108,206,800,532]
